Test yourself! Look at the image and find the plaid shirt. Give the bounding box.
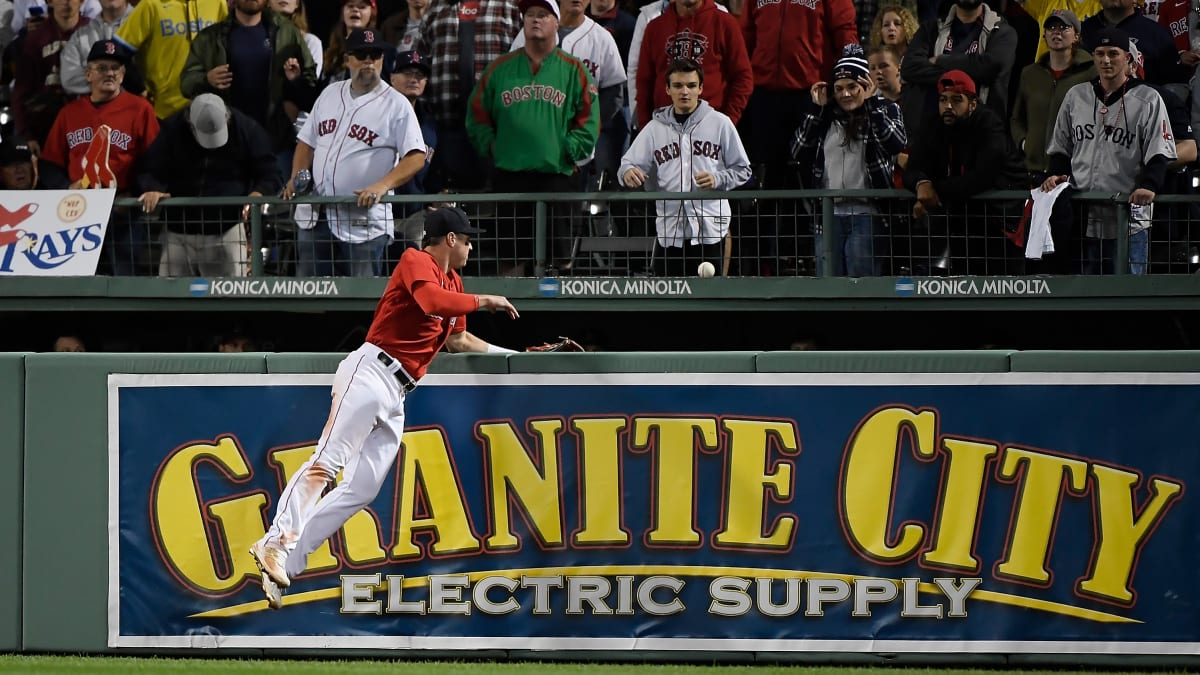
[418,0,522,127]
[791,95,907,190]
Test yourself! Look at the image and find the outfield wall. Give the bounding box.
[10,351,1200,664]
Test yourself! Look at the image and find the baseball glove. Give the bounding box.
[526,336,586,353]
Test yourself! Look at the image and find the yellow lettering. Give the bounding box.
[152,436,261,593]
[842,407,933,561]
[1077,466,1182,604]
[571,417,631,546]
[921,439,999,571]
[632,417,719,545]
[391,429,482,559]
[995,447,1088,583]
[713,419,799,549]
[479,419,565,549]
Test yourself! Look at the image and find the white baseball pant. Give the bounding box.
[261,342,408,579]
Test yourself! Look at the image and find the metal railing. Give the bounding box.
[104,188,1199,278]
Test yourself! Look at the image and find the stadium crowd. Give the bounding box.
[0,0,1197,277]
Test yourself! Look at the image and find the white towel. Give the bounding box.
[1027,182,1069,260]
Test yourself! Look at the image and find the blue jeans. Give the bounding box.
[294,216,388,277]
[814,214,879,277]
[1084,229,1149,275]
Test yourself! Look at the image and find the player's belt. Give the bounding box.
[376,351,417,393]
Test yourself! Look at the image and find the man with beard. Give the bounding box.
[285,28,427,277]
[181,0,318,182]
[900,0,1016,146]
[905,69,1027,274]
[41,39,158,274]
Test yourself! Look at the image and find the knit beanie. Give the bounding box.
[832,43,869,83]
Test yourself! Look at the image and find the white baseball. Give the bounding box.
[697,261,716,278]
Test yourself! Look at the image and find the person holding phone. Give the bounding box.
[11,0,100,33]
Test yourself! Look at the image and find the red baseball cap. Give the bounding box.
[343,0,377,9]
[937,69,977,97]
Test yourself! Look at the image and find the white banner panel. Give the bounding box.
[0,189,113,275]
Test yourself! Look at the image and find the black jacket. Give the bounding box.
[137,108,281,235]
[905,104,1027,201]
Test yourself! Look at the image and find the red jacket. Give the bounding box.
[635,0,753,128]
[741,0,857,91]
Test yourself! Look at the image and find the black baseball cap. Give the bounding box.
[424,207,483,238]
[0,142,33,166]
[395,50,432,76]
[1093,26,1132,51]
[345,28,385,55]
[87,39,130,65]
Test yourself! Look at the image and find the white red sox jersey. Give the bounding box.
[512,16,626,90]
[295,80,426,243]
[618,100,750,246]
[1048,79,1175,237]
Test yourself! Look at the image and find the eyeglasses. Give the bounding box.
[1044,24,1073,33]
[90,64,124,74]
[349,50,385,62]
[399,68,428,80]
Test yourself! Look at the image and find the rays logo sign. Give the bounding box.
[109,372,1198,653]
[0,190,112,275]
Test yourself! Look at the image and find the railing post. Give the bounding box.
[1115,202,1129,276]
[249,200,264,277]
[821,196,835,278]
[535,198,548,272]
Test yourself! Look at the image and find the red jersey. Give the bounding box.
[42,91,160,191]
[365,248,469,380]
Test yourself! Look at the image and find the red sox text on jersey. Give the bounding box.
[653,139,723,165]
[65,126,133,151]
[500,84,567,107]
[317,119,382,147]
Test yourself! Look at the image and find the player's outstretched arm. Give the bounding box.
[476,294,519,320]
[445,330,516,354]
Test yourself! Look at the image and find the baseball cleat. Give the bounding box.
[260,571,283,609]
[250,540,291,589]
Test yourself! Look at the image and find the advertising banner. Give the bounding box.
[108,373,1200,652]
[0,189,113,275]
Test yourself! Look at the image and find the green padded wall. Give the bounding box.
[508,351,759,373]
[21,354,266,652]
[1009,351,1200,372]
[0,354,28,652]
[756,350,1015,372]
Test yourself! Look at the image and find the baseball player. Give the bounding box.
[250,206,519,610]
[287,27,427,277]
[40,38,159,275]
[618,58,751,277]
[1042,26,1176,275]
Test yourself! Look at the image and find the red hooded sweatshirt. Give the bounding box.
[741,0,857,91]
[635,0,753,129]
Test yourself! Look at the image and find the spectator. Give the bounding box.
[1143,0,1191,73]
[180,0,318,183]
[619,58,751,277]
[587,0,635,184]
[269,0,323,74]
[466,0,599,276]
[1081,0,1184,85]
[512,0,625,187]
[41,39,159,276]
[587,0,634,64]
[12,0,90,148]
[380,0,425,51]
[1011,10,1095,178]
[0,141,38,188]
[869,4,918,57]
[388,49,436,249]
[905,69,1027,274]
[216,327,256,351]
[417,0,520,190]
[900,0,1016,147]
[52,334,86,351]
[1043,29,1175,274]
[321,0,377,85]
[626,0,676,133]
[792,44,906,277]
[636,0,751,130]
[1130,41,1197,170]
[11,0,98,33]
[137,93,280,277]
[868,44,903,102]
[288,29,427,277]
[60,0,140,97]
[115,0,228,120]
[1020,0,1100,61]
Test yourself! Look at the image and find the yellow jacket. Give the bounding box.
[116,0,229,119]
